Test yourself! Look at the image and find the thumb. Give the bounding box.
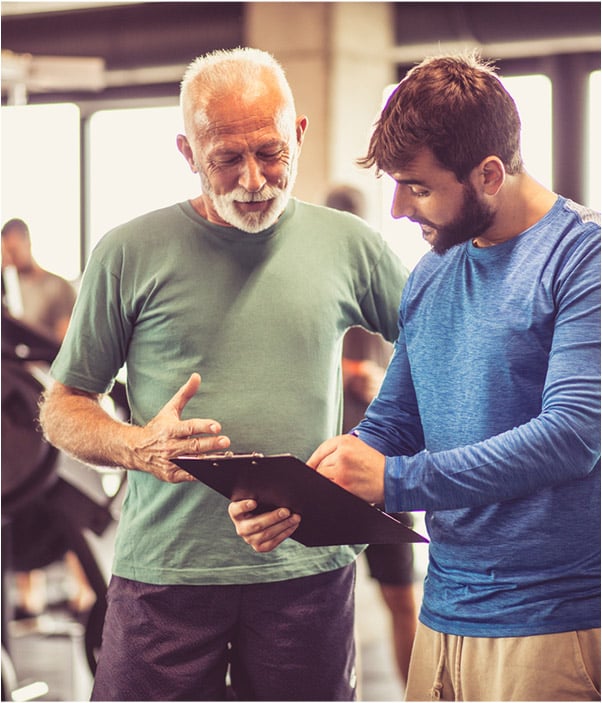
[168,372,202,418]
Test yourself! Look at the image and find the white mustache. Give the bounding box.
[232,186,280,203]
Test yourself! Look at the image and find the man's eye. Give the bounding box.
[259,151,281,161]
[409,187,429,197]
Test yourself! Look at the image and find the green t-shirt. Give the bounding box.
[51,198,408,585]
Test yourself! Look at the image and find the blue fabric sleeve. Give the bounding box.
[357,224,600,514]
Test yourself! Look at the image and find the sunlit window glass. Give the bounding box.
[378,74,552,270]
[501,74,552,189]
[88,105,199,254]
[1,103,81,281]
[586,71,601,211]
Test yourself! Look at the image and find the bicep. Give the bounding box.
[46,381,100,403]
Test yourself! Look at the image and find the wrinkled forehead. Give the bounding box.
[184,64,295,134]
[193,92,296,145]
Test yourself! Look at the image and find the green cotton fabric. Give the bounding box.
[51,198,407,585]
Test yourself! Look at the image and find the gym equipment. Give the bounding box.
[1,311,126,697]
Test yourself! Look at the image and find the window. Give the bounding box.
[586,71,601,211]
[88,105,199,253]
[501,74,553,190]
[1,103,81,281]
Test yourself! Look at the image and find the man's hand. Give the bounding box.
[40,373,230,482]
[307,434,386,505]
[228,500,301,552]
[128,373,230,482]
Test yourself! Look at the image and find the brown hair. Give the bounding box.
[359,52,523,182]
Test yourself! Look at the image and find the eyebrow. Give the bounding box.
[392,177,430,187]
[210,138,285,156]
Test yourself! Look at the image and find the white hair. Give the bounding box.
[180,47,297,139]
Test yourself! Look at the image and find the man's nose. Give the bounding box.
[238,156,267,192]
[390,184,414,220]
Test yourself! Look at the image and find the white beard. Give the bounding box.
[200,150,299,234]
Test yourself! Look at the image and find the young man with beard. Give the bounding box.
[39,48,408,700]
[230,53,601,701]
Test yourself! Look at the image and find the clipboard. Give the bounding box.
[173,453,428,547]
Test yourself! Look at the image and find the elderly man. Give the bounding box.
[40,47,407,701]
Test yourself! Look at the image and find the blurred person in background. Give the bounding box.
[2,217,95,618]
[2,218,75,343]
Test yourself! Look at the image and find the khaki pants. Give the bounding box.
[405,622,600,701]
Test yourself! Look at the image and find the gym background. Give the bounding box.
[1,2,600,700]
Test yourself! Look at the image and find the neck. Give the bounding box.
[190,195,210,220]
[472,173,557,248]
[17,261,38,275]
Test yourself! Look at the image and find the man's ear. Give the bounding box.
[176,134,198,173]
[473,156,505,196]
[296,115,309,148]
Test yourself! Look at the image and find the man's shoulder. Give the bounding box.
[291,199,389,253]
[44,270,76,295]
[92,203,188,254]
[547,198,601,269]
[293,198,375,229]
[562,199,601,230]
[106,202,185,236]
[25,267,75,294]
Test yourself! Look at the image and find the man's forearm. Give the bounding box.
[39,384,141,470]
[39,374,231,483]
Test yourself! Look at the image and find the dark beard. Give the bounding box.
[430,182,495,255]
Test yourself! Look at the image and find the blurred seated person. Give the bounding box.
[2,218,75,342]
[2,217,95,617]
[327,186,418,687]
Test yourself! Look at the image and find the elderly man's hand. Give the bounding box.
[228,500,301,552]
[128,373,230,483]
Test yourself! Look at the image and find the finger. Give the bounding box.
[306,437,340,469]
[228,499,257,520]
[315,463,337,481]
[251,522,300,553]
[235,507,296,538]
[150,465,199,484]
[166,373,202,418]
[174,434,230,457]
[178,417,224,438]
[168,468,199,483]
[245,512,301,552]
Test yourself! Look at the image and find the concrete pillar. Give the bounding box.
[327,2,396,225]
[245,2,395,223]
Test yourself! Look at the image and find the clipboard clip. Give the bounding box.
[202,451,265,459]
[201,451,266,467]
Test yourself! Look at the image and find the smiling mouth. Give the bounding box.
[236,200,272,212]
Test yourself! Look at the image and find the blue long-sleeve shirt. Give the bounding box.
[356,196,600,637]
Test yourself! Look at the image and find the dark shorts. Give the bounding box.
[91,563,357,701]
[364,513,415,586]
